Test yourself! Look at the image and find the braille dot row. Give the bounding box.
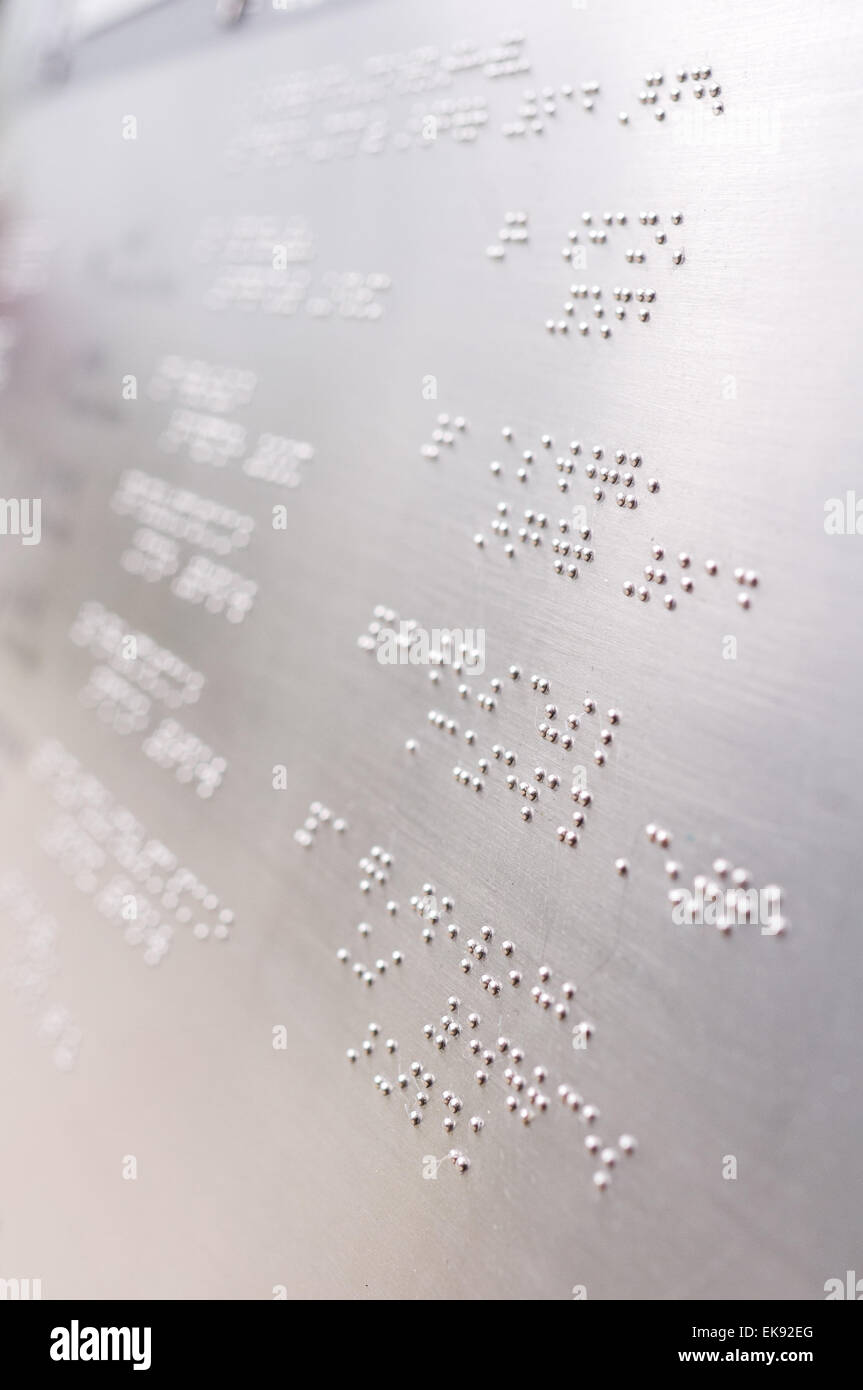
[294,800,348,848]
[329,704,642,1183]
[665,861,787,935]
[635,66,723,118]
[503,79,601,135]
[419,413,467,460]
[341,857,639,1193]
[623,551,758,607]
[485,209,529,260]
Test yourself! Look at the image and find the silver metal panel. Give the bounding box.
[0,0,860,1300]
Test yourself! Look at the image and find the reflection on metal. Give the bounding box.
[0,0,861,1301]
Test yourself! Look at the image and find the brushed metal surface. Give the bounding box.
[0,0,861,1300]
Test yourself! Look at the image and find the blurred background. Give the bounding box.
[0,0,861,1300]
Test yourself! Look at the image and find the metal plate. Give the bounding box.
[0,0,861,1300]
